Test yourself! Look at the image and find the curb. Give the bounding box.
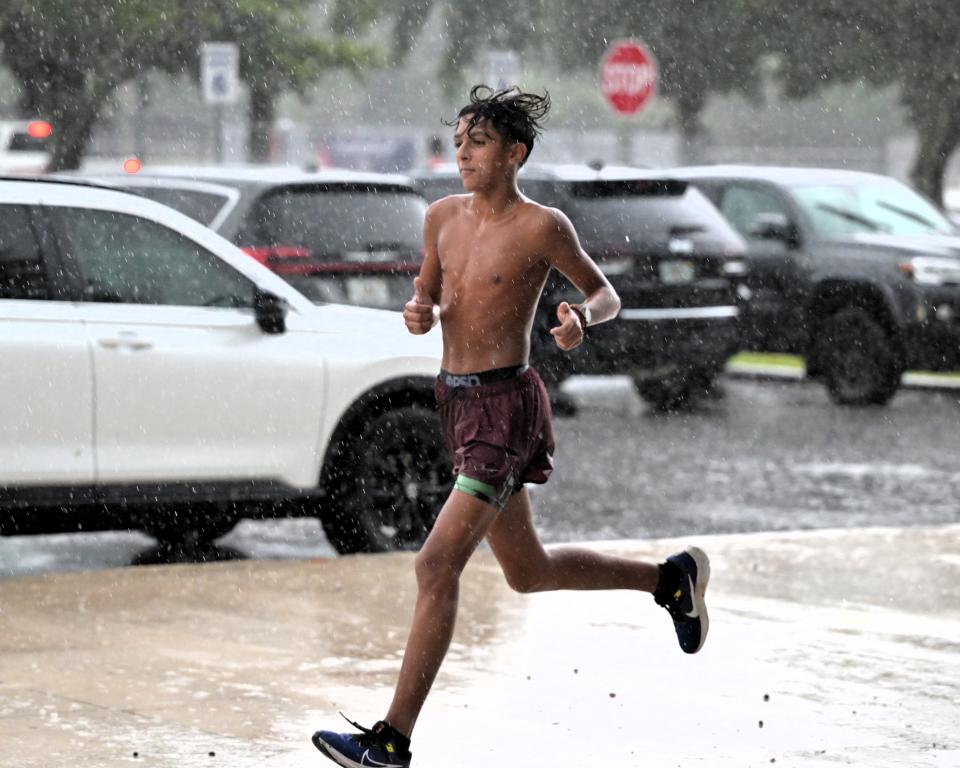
[725,363,960,393]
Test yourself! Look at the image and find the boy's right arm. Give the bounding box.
[403,201,444,335]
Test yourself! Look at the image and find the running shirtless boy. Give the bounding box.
[312,86,710,768]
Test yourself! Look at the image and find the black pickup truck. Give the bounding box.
[411,163,748,410]
[674,165,960,405]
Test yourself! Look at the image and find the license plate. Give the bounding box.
[599,257,632,275]
[346,276,391,307]
[658,260,695,285]
[345,250,397,263]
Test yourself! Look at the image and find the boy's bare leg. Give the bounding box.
[382,487,692,738]
[384,490,501,736]
[485,489,660,593]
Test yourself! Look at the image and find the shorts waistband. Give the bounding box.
[439,364,529,388]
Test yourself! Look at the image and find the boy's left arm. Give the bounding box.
[545,208,621,351]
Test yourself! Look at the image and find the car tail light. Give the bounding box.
[241,246,313,266]
[27,120,52,139]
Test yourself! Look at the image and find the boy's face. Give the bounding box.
[453,116,523,192]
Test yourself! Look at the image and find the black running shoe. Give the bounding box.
[654,546,710,654]
[312,716,412,767]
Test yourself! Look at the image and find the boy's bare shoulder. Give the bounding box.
[518,198,574,235]
[427,194,470,221]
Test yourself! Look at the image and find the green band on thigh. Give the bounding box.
[453,474,500,508]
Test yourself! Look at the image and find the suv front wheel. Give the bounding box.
[321,405,451,553]
[815,307,902,405]
[140,504,238,548]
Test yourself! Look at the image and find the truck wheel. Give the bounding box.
[816,307,901,405]
[634,367,717,412]
[322,405,451,554]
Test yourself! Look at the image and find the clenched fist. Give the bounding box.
[550,301,585,351]
[404,276,437,334]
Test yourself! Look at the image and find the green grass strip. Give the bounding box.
[728,352,805,370]
[905,370,960,381]
[728,352,960,380]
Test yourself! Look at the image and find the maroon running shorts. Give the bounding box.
[434,365,555,509]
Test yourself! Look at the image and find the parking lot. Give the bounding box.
[3,374,959,579]
[540,374,960,540]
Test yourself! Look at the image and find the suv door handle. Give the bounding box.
[97,335,153,351]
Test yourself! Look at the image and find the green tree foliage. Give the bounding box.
[332,0,537,76]
[755,0,960,204]
[0,0,378,168]
[551,0,767,160]
[0,0,202,170]
[336,0,765,161]
[206,0,379,161]
[336,0,764,159]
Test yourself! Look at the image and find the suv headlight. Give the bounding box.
[900,256,960,285]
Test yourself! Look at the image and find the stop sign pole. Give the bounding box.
[600,39,658,163]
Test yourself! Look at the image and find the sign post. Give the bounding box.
[201,42,240,164]
[600,40,658,164]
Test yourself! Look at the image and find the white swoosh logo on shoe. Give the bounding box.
[361,749,400,767]
[684,575,699,618]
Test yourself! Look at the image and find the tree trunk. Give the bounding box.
[674,88,707,165]
[907,100,960,207]
[46,92,104,172]
[248,84,275,163]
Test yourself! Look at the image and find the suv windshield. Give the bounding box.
[412,175,464,202]
[254,186,426,260]
[134,187,231,227]
[560,183,737,247]
[791,181,954,237]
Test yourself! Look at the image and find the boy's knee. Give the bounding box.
[414,549,462,591]
[503,565,547,594]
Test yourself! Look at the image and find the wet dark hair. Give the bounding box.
[446,85,550,167]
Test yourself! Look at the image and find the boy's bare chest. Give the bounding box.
[436,217,543,285]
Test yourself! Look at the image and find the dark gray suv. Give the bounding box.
[411,163,748,410]
[674,165,960,405]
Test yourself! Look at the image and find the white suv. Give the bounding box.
[0,178,447,554]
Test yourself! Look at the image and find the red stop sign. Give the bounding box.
[601,40,657,115]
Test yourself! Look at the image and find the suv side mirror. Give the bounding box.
[254,287,287,334]
[749,213,800,246]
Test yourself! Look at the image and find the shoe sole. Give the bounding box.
[312,732,365,768]
[685,545,710,653]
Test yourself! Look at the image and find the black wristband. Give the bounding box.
[569,304,588,335]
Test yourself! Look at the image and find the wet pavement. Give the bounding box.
[3,376,959,579]
[2,523,958,767]
[544,375,960,541]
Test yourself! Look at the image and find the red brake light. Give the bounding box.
[27,120,53,139]
[123,157,142,174]
[240,246,313,266]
